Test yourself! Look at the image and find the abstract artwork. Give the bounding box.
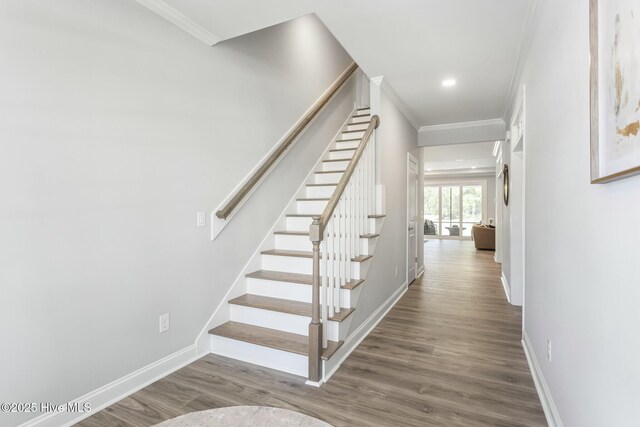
[590,0,640,183]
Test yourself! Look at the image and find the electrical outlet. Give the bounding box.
[159,313,170,333]
[395,267,399,277]
[197,212,206,227]
[546,338,552,362]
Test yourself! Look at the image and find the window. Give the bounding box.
[424,182,487,240]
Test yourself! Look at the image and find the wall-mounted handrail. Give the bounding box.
[215,62,358,220]
[307,114,380,383]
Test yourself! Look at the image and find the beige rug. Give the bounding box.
[154,406,332,427]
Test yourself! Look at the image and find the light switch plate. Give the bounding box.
[197,212,206,227]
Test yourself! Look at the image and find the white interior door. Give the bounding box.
[407,154,418,283]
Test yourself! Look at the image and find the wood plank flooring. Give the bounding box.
[77,240,546,427]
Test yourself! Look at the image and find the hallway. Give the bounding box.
[79,241,545,427]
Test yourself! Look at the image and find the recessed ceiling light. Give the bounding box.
[426,168,432,172]
[471,166,477,169]
[442,79,456,87]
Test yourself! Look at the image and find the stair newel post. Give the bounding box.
[308,215,323,383]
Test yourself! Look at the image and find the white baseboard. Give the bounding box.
[522,330,563,427]
[322,282,408,382]
[416,265,426,279]
[19,345,198,427]
[501,272,511,303]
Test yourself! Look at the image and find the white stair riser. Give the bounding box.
[261,254,364,279]
[347,123,369,131]
[275,234,312,252]
[329,150,355,160]
[247,278,352,306]
[229,304,341,341]
[276,233,372,255]
[335,140,359,150]
[306,185,335,198]
[322,160,350,172]
[357,109,371,115]
[296,199,329,214]
[351,115,370,124]
[341,130,365,139]
[315,172,343,184]
[261,254,312,275]
[286,216,314,232]
[210,335,308,377]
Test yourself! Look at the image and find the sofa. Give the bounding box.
[472,225,495,250]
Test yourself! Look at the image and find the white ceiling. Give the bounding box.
[155,0,533,127]
[424,141,496,176]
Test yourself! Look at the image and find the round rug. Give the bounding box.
[154,406,332,427]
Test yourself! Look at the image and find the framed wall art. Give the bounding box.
[590,0,640,183]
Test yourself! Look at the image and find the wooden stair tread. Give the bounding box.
[246,269,364,290]
[306,183,337,187]
[273,230,308,236]
[286,213,320,217]
[352,113,371,118]
[261,249,373,262]
[323,159,350,163]
[329,148,357,153]
[368,214,386,218]
[275,230,378,240]
[315,170,346,174]
[296,198,330,202]
[229,294,354,322]
[342,129,366,134]
[208,321,342,360]
[335,138,361,142]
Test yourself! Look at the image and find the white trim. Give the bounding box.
[502,0,542,120]
[196,109,358,355]
[18,345,198,427]
[522,330,564,427]
[304,380,322,387]
[416,265,426,279]
[134,0,220,46]
[419,118,505,133]
[501,272,511,303]
[322,283,408,382]
[377,78,419,130]
[407,153,419,283]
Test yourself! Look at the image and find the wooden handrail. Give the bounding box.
[312,115,380,237]
[215,62,359,220]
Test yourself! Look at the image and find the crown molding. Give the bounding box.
[372,76,419,131]
[135,0,220,46]
[419,118,505,133]
[502,0,542,120]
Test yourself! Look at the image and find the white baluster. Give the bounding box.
[346,181,353,286]
[327,217,335,319]
[321,236,328,349]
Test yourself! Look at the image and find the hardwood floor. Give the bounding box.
[77,240,546,427]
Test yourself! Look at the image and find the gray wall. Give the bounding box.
[349,90,420,329]
[508,0,640,424]
[0,2,353,425]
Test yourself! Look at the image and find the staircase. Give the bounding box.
[208,107,385,383]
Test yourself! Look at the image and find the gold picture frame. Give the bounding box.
[590,0,640,183]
